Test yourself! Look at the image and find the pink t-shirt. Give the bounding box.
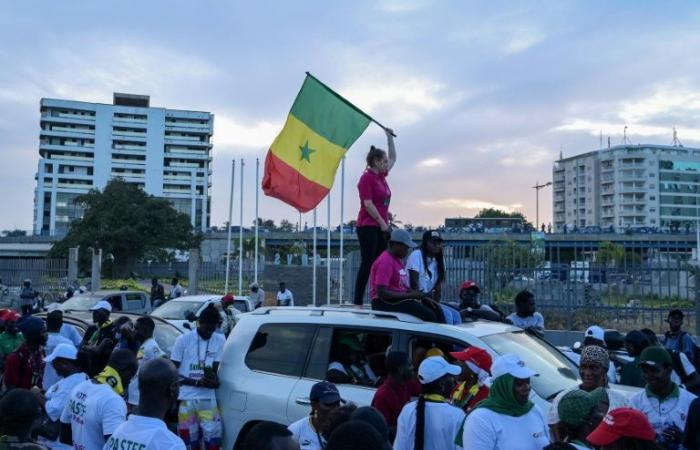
[357,169,391,227]
[369,250,409,300]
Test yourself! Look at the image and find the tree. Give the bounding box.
[475,208,533,230]
[1,229,27,237]
[278,219,295,232]
[597,241,625,266]
[253,218,276,229]
[49,180,199,277]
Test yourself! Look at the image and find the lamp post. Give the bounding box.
[532,181,552,230]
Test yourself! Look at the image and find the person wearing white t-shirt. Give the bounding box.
[44,310,76,390]
[506,290,545,334]
[277,282,294,306]
[170,304,225,450]
[394,356,464,450]
[630,346,697,448]
[59,349,138,450]
[41,343,88,450]
[128,317,165,408]
[59,322,82,347]
[288,381,344,450]
[104,358,186,450]
[461,354,550,450]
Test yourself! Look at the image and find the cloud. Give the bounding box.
[419,198,523,212]
[418,158,444,167]
[374,0,433,13]
[214,115,280,148]
[502,26,547,54]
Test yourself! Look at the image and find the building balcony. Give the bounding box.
[112,117,147,125]
[112,131,147,140]
[41,115,95,125]
[40,129,94,140]
[164,138,211,147]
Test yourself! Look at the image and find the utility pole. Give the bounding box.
[532,181,552,230]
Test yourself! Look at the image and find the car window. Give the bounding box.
[233,299,249,313]
[306,327,332,380]
[153,322,181,356]
[107,295,123,311]
[61,295,100,310]
[325,328,392,386]
[481,331,579,401]
[125,293,145,310]
[245,324,316,377]
[152,301,202,320]
[407,334,466,370]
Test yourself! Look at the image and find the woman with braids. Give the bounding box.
[460,354,549,450]
[393,356,464,450]
[354,128,396,307]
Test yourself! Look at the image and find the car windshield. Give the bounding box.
[233,300,249,313]
[151,301,203,320]
[481,331,579,401]
[153,322,181,356]
[61,295,100,310]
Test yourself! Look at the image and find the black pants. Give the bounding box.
[371,298,439,323]
[354,226,388,305]
[21,304,32,315]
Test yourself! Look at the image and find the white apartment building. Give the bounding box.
[34,93,213,235]
[553,144,700,232]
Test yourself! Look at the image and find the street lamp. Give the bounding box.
[533,181,552,231]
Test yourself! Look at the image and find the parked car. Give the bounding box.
[34,311,182,356]
[218,306,589,450]
[46,290,152,314]
[150,295,239,334]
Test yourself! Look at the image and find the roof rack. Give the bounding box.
[250,305,425,324]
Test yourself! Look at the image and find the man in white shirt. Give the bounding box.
[171,304,225,450]
[249,283,265,309]
[128,316,165,408]
[59,322,83,347]
[288,381,344,450]
[42,343,88,450]
[104,358,186,450]
[44,310,76,390]
[170,277,185,299]
[630,346,696,447]
[506,290,545,333]
[277,282,294,306]
[60,349,138,450]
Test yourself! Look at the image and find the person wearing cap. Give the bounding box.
[663,309,697,365]
[449,346,493,412]
[393,356,464,450]
[506,290,545,334]
[248,283,265,309]
[548,346,629,439]
[0,310,23,372]
[42,310,75,390]
[457,280,503,322]
[620,330,651,388]
[127,316,165,410]
[562,326,619,384]
[19,278,39,316]
[277,282,295,307]
[586,408,659,450]
[4,316,47,390]
[288,381,344,450]
[629,346,696,447]
[79,300,117,377]
[369,229,443,323]
[327,334,377,385]
[461,354,549,450]
[372,351,420,440]
[353,129,396,307]
[406,230,461,325]
[554,388,608,449]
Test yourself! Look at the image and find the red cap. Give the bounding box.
[449,346,492,373]
[221,294,235,305]
[0,310,20,322]
[460,280,480,293]
[587,408,656,446]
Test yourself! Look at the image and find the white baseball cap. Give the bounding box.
[491,354,539,379]
[417,356,462,384]
[89,300,112,312]
[46,343,78,362]
[585,325,605,343]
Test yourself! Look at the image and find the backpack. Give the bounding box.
[666,331,700,372]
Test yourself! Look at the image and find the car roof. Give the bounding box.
[247,306,521,338]
[168,295,221,303]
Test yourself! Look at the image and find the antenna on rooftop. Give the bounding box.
[672,127,683,147]
[599,130,603,148]
[607,136,611,148]
[622,125,631,145]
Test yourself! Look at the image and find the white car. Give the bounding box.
[47,290,152,314]
[150,295,239,334]
[217,306,590,450]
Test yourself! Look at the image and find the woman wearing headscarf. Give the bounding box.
[554,388,608,450]
[460,354,549,450]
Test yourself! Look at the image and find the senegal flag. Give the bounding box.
[262,73,371,212]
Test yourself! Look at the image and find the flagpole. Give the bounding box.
[339,157,345,304]
[224,159,235,294]
[238,158,244,296]
[326,194,331,306]
[312,208,317,307]
[254,157,260,285]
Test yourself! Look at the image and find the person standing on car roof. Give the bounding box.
[170,304,225,450]
[42,310,75,390]
[19,279,39,316]
[548,346,629,441]
[506,290,545,334]
[4,316,47,390]
[288,381,344,450]
[449,346,492,413]
[663,309,697,364]
[79,300,117,377]
[127,317,165,411]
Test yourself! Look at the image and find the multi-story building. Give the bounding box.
[34,93,213,235]
[552,144,700,232]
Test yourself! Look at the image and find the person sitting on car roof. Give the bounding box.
[506,290,545,335]
[457,280,504,322]
[327,334,377,386]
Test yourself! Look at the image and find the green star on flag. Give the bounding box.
[299,141,315,162]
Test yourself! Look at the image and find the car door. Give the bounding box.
[287,325,398,423]
[125,293,146,313]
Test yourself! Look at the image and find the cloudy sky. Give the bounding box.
[2,1,700,232]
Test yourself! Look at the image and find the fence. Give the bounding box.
[0,258,68,306]
[197,258,263,295]
[343,239,700,333]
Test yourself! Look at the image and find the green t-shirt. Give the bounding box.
[0,332,24,358]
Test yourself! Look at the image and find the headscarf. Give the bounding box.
[476,373,534,417]
[581,345,609,369]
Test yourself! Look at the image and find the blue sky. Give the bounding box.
[2,0,700,231]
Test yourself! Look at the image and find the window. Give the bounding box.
[325,328,393,386]
[106,295,123,311]
[126,293,145,310]
[245,324,316,376]
[650,196,656,201]
[406,333,470,369]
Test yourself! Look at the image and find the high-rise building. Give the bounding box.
[34,93,213,235]
[552,143,700,232]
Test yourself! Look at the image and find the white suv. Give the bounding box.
[217,306,584,450]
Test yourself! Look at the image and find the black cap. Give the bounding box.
[310,381,344,405]
[423,230,443,242]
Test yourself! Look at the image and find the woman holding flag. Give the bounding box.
[353,127,396,307]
